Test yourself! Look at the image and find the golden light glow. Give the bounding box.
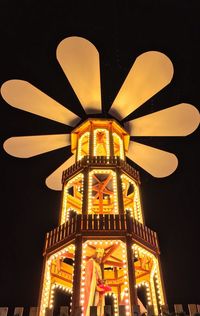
[71,119,129,159]
[109,51,174,120]
[61,173,83,224]
[1,80,80,126]
[113,132,124,160]
[93,128,110,157]
[121,174,143,223]
[39,244,75,316]
[57,37,102,113]
[88,169,118,214]
[127,141,178,178]
[133,244,165,315]
[80,240,131,316]
[77,132,90,160]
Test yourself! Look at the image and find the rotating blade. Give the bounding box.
[57,36,102,113]
[3,134,71,158]
[127,141,178,177]
[125,103,200,136]
[109,51,173,120]
[46,155,75,190]
[1,80,80,126]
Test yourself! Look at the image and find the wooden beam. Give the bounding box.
[102,244,119,263]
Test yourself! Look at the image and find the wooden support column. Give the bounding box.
[89,121,94,156]
[71,236,82,315]
[37,254,48,316]
[157,255,167,306]
[29,307,38,316]
[174,304,183,314]
[45,309,53,316]
[14,307,24,316]
[188,304,197,316]
[126,236,138,315]
[0,308,8,316]
[82,167,89,215]
[109,122,114,157]
[116,169,124,215]
[161,305,169,316]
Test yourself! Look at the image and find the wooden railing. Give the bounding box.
[62,156,140,183]
[44,215,158,253]
[1,304,200,316]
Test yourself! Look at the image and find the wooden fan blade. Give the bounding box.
[109,51,173,120]
[46,155,75,190]
[57,36,102,113]
[3,134,70,158]
[1,80,80,126]
[125,104,200,136]
[127,141,178,177]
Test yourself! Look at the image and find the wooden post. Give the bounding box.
[126,236,138,314]
[109,122,114,157]
[71,236,82,315]
[82,168,89,215]
[116,169,124,215]
[0,308,8,316]
[29,307,38,316]
[174,304,184,314]
[45,308,53,316]
[14,308,24,316]
[188,304,197,316]
[161,305,169,315]
[157,256,167,306]
[89,121,94,157]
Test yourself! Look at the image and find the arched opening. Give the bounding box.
[113,132,124,159]
[77,132,90,160]
[80,240,131,315]
[93,128,110,156]
[88,170,118,214]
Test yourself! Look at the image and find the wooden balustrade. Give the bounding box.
[62,156,140,183]
[44,215,158,253]
[1,304,200,316]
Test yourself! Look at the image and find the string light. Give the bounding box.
[121,174,143,223]
[80,240,131,316]
[88,169,118,214]
[93,128,110,157]
[113,132,124,160]
[105,292,118,316]
[132,244,165,315]
[77,132,90,160]
[39,244,75,316]
[61,173,84,223]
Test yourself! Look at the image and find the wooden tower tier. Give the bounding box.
[38,119,166,316]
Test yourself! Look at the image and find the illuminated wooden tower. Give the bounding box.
[38,118,166,316]
[1,35,199,316]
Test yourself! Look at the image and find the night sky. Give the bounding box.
[0,0,199,311]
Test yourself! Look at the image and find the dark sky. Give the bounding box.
[0,0,199,311]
